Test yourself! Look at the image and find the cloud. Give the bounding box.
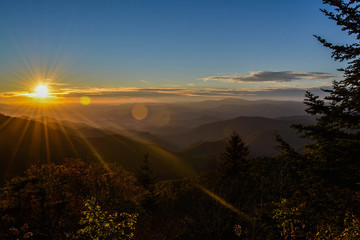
[201,71,337,83]
[0,84,334,103]
[59,86,332,100]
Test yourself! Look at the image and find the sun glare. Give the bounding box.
[33,85,49,98]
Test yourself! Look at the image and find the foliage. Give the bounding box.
[285,0,360,235]
[313,213,360,240]
[0,160,144,239]
[217,131,249,179]
[336,213,360,240]
[8,224,33,240]
[265,1,360,239]
[272,199,307,240]
[71,197,137,240]
[293,0,360,189]
[137,153,157,192]
[234,224,243,237]
[2,2,360,239]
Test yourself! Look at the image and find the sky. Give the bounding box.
[0,0,354,103]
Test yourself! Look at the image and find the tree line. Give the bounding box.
[1,0,360,239]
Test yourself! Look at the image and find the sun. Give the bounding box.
[33,84,50,98]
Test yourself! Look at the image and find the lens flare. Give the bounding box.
[80,96,91,105]
[131,104,148,120]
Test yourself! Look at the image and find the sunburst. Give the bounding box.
[33,84,50,98]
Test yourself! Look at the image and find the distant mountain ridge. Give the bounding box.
[0,98,313,183]
[176,115,313,171]
[0,98,306,134]
[160,115,314,150]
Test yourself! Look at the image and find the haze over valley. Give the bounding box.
[1,1,359,239]
[0,98,313,182]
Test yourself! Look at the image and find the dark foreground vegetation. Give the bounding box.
[1,0,360,239]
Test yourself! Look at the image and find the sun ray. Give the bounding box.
[196,185,252,221]
[0,115,15,132]
[4,118,32,177]
[57,104,112,172]
[3,26,37,80]
[57,102,198,177]
[45,107,80,158]
[0,102,38,131]
[10,119,31,160]
[42,109,51,163]
[101,119,195,177]
[28,104,45,165]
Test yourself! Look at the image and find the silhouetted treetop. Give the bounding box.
[293,0,360,192]
[295,0,360,149]
[217,132,249,179]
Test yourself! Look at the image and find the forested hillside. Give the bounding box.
[1,0,360,239]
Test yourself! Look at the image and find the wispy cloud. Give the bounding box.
[60,86,332,100]
[0,84,333,103]
[201,71,337,83]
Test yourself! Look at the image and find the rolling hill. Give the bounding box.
[0,98,314,183]
[161,115,314,149]
[0,98,307,135]
[0,113,192,183]
[175,116,313,171]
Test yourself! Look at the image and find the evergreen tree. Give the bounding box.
[293,0,360,189]
[279,0,360,233]
[217,132,249,180]
[215,132,250,207]
[137,154,157,192]
[206,132,253,239]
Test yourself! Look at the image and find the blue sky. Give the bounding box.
[0,0,353,102]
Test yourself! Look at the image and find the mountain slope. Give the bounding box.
[0,113,89,181]
[0,113,190,183]
[1,99,306,135]
[176,116,313,171]
[162,116,313,149]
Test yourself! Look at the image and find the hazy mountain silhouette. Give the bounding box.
[0,99,306,134]
[176,115,313,171]
[160,115,314,150]
[0,99,313,182]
